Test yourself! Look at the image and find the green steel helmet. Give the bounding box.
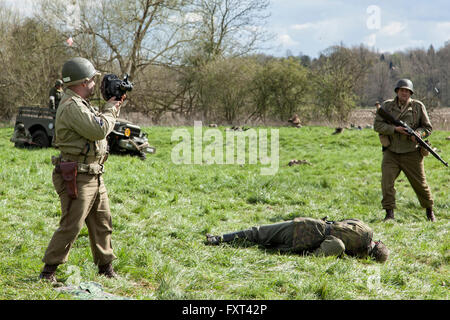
[16,123,25,130]
[62,57,101,86]
[370,240,389,263]
[395,79,414,95]
[55,79,63,87]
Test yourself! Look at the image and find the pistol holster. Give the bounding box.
[56,162,78,199]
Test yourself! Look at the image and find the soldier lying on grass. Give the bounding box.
[206,217,389,263]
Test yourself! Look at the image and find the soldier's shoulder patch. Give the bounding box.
[93,116,104,127]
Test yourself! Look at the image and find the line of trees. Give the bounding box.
[0,0,449,125]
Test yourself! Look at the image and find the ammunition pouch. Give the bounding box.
[55,162,78,199]
[378,134,391,147]
[420,141,430,157]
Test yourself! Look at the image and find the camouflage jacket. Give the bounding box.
[292,218,373,258]
[374,97,432,154]
[54,89,119,162]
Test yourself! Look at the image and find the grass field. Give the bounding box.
[0,125,448,300]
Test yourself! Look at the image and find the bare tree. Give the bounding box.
[178,0,271,123]
[188,0,271,62]
[37,0,196,77]
[0,1,70,118]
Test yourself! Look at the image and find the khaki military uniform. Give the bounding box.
[374,97,434,210]
[10,127,33,148]
[49,87,64,110]
[42,88,119,267]
[288,114,302,128]
[231,217,374,258]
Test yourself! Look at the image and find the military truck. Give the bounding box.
[107,119,155,160]
[13,106,155,159]
[14,106,55,148]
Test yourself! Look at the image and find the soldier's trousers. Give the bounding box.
[381,149,433,210]
[223,221,295,251]
[42,170,117,266]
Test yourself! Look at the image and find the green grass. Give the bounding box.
[0,125,448,300]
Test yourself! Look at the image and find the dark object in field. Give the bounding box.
[332,127,344,135]
[288,159,312,166]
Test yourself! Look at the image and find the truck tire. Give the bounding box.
[32,130,50,148]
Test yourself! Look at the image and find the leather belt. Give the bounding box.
[52,155,104,175]
[60,152,108,165]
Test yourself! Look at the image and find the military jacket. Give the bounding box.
[49,87,64,110]
[10,128,32,144]
[292,218,373,258]
[328,219,373,258]
[374,97,432,154]
[54,89,119,161]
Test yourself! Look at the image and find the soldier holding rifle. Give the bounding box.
[374,79,437,222]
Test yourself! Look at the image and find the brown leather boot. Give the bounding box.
[98,263,117,278]
[426,208,436,222]
[39,264,58,283]
[384,209,395,221]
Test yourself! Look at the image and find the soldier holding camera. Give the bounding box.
[40,57,126,283]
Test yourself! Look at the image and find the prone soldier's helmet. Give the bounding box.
[370,240,389,263]
[16,123,25,130]
[62,57,101,87]
[395,79,414,95]
[55,79,63,87]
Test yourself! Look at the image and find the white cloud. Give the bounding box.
[2,0,34,16]
[291,23,314,31]
[437,22,450,28]
[436,21,450,33]
[278,34,299,46]
[380,22,407,36]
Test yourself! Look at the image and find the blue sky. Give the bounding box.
[265,0,450,57]
[4,0,450,58]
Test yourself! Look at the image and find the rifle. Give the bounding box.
[377,107,448,167]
